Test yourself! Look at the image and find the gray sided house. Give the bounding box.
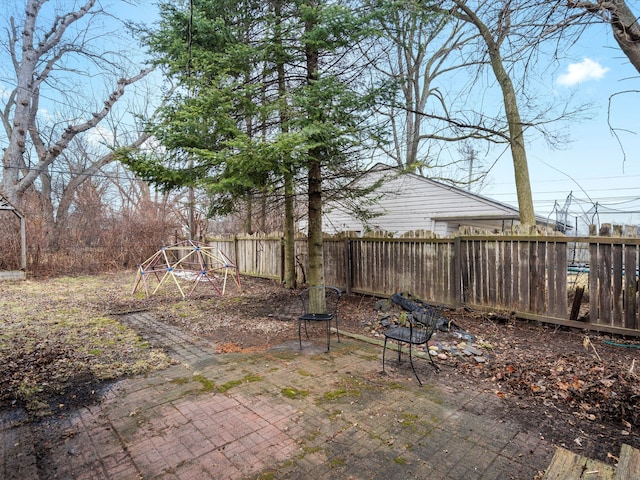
[322,165,554,237]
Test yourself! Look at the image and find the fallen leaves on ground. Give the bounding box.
[2,272,639,464]
[0,274,173,415]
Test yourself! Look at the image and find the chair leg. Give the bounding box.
[408,343,423,386]
[428,349,440,373]
[326,320,330,351]
[382,337,388,373]
[335,317,340,343]
[298,318,303,349]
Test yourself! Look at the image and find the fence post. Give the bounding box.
[453,235,462,307]
[233,236,239,273]
[280,237,285,284]
[343,237,352,295]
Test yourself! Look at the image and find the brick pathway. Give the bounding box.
[1,312,554,479]
[117,311,217,367]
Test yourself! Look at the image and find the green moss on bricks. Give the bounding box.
[281,387,309,399]
[192,374,215,392]
[302,445,322,455]
[169,377,190,385]
[328,409,343,420]
[400,412,418,426]
[255,471,277,480]
[218,373,262,393]
[320,387,361,402]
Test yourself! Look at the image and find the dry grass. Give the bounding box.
[0,273,173,415]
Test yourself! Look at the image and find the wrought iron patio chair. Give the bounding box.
[298,286,342,351]
[382,308,441,385]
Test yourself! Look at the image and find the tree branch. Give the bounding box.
[16,68,153,195]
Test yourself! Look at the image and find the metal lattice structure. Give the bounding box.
[132,240,241,298]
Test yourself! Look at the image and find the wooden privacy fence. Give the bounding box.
[207,234,640,337]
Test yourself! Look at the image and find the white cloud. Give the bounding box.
[557,58,609,87]
[87,125,113,146]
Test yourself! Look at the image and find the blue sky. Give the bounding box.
[483,25,640,232]
[119,3,640,232]
[6,1,637,233]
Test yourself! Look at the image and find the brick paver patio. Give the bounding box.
[1,312,554,479]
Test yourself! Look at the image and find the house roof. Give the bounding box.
[370,163,520,213]
[322,164,564,234]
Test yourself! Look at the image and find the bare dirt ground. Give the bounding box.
[2,272,639,468]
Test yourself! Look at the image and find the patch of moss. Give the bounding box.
[329,457,346,468]
[302,445,322,455]
[399,412,418,427]
[26,399,51,416]
[327,409,343,420]
[281,387,309,399]
[321,387,360,402]
[218,373,262,393]
[387,382,407,390]
[306,430,321,442]
[170,377,190,385]
[353,351,379,361]
[394,456,408,465]
[193,374,215,392]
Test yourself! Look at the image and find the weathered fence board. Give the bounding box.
[518,242,530,312]
[206,234,640,336]
[624,245,638,329]
[613,244,623,324]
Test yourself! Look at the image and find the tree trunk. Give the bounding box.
[274,0,297,289]
[452,1,536,226]
[305,0,326,290]
[575,0,640,74]
[284,170,297,288]
[608,1,640,73]
[1,0,46,207]
[245,192,253,234]
[307,157,325,288]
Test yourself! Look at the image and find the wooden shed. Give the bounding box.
[321,164,556,236]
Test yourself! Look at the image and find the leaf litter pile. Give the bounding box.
[1,272,639,464]
[445,313,640,461]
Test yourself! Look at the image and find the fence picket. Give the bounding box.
[624,245,638,329]
[204,234,640,337]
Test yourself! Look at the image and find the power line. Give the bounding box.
[2,163,144,182]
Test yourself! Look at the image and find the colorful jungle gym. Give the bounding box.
[132,240,241,298]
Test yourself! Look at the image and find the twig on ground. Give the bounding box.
[582,336,602,362]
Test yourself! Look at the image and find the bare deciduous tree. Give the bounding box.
[445,0,536,226]
[563,1,640,74]
[0,0,152,236]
